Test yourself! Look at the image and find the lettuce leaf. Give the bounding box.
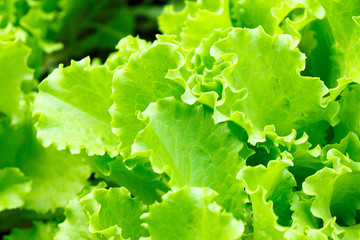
[33,57,119,156]
[3,0,360,239]
[133,98,248,219]
[110,43,185,154]
[142,187,244,240]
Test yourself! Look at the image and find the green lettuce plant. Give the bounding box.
[1,0,360,239]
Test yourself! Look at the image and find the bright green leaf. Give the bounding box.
[142,187,244,240]
[81,187,148,240]
[211,27,338,144]
[110,43,185,154]
[0,167,31,211]
[0,40,33,124]
[33,57,119,156]
[133,98,247,219]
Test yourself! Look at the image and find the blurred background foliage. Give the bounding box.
[0,0,183,79]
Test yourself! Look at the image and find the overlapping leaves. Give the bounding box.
[3,0,360,239]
